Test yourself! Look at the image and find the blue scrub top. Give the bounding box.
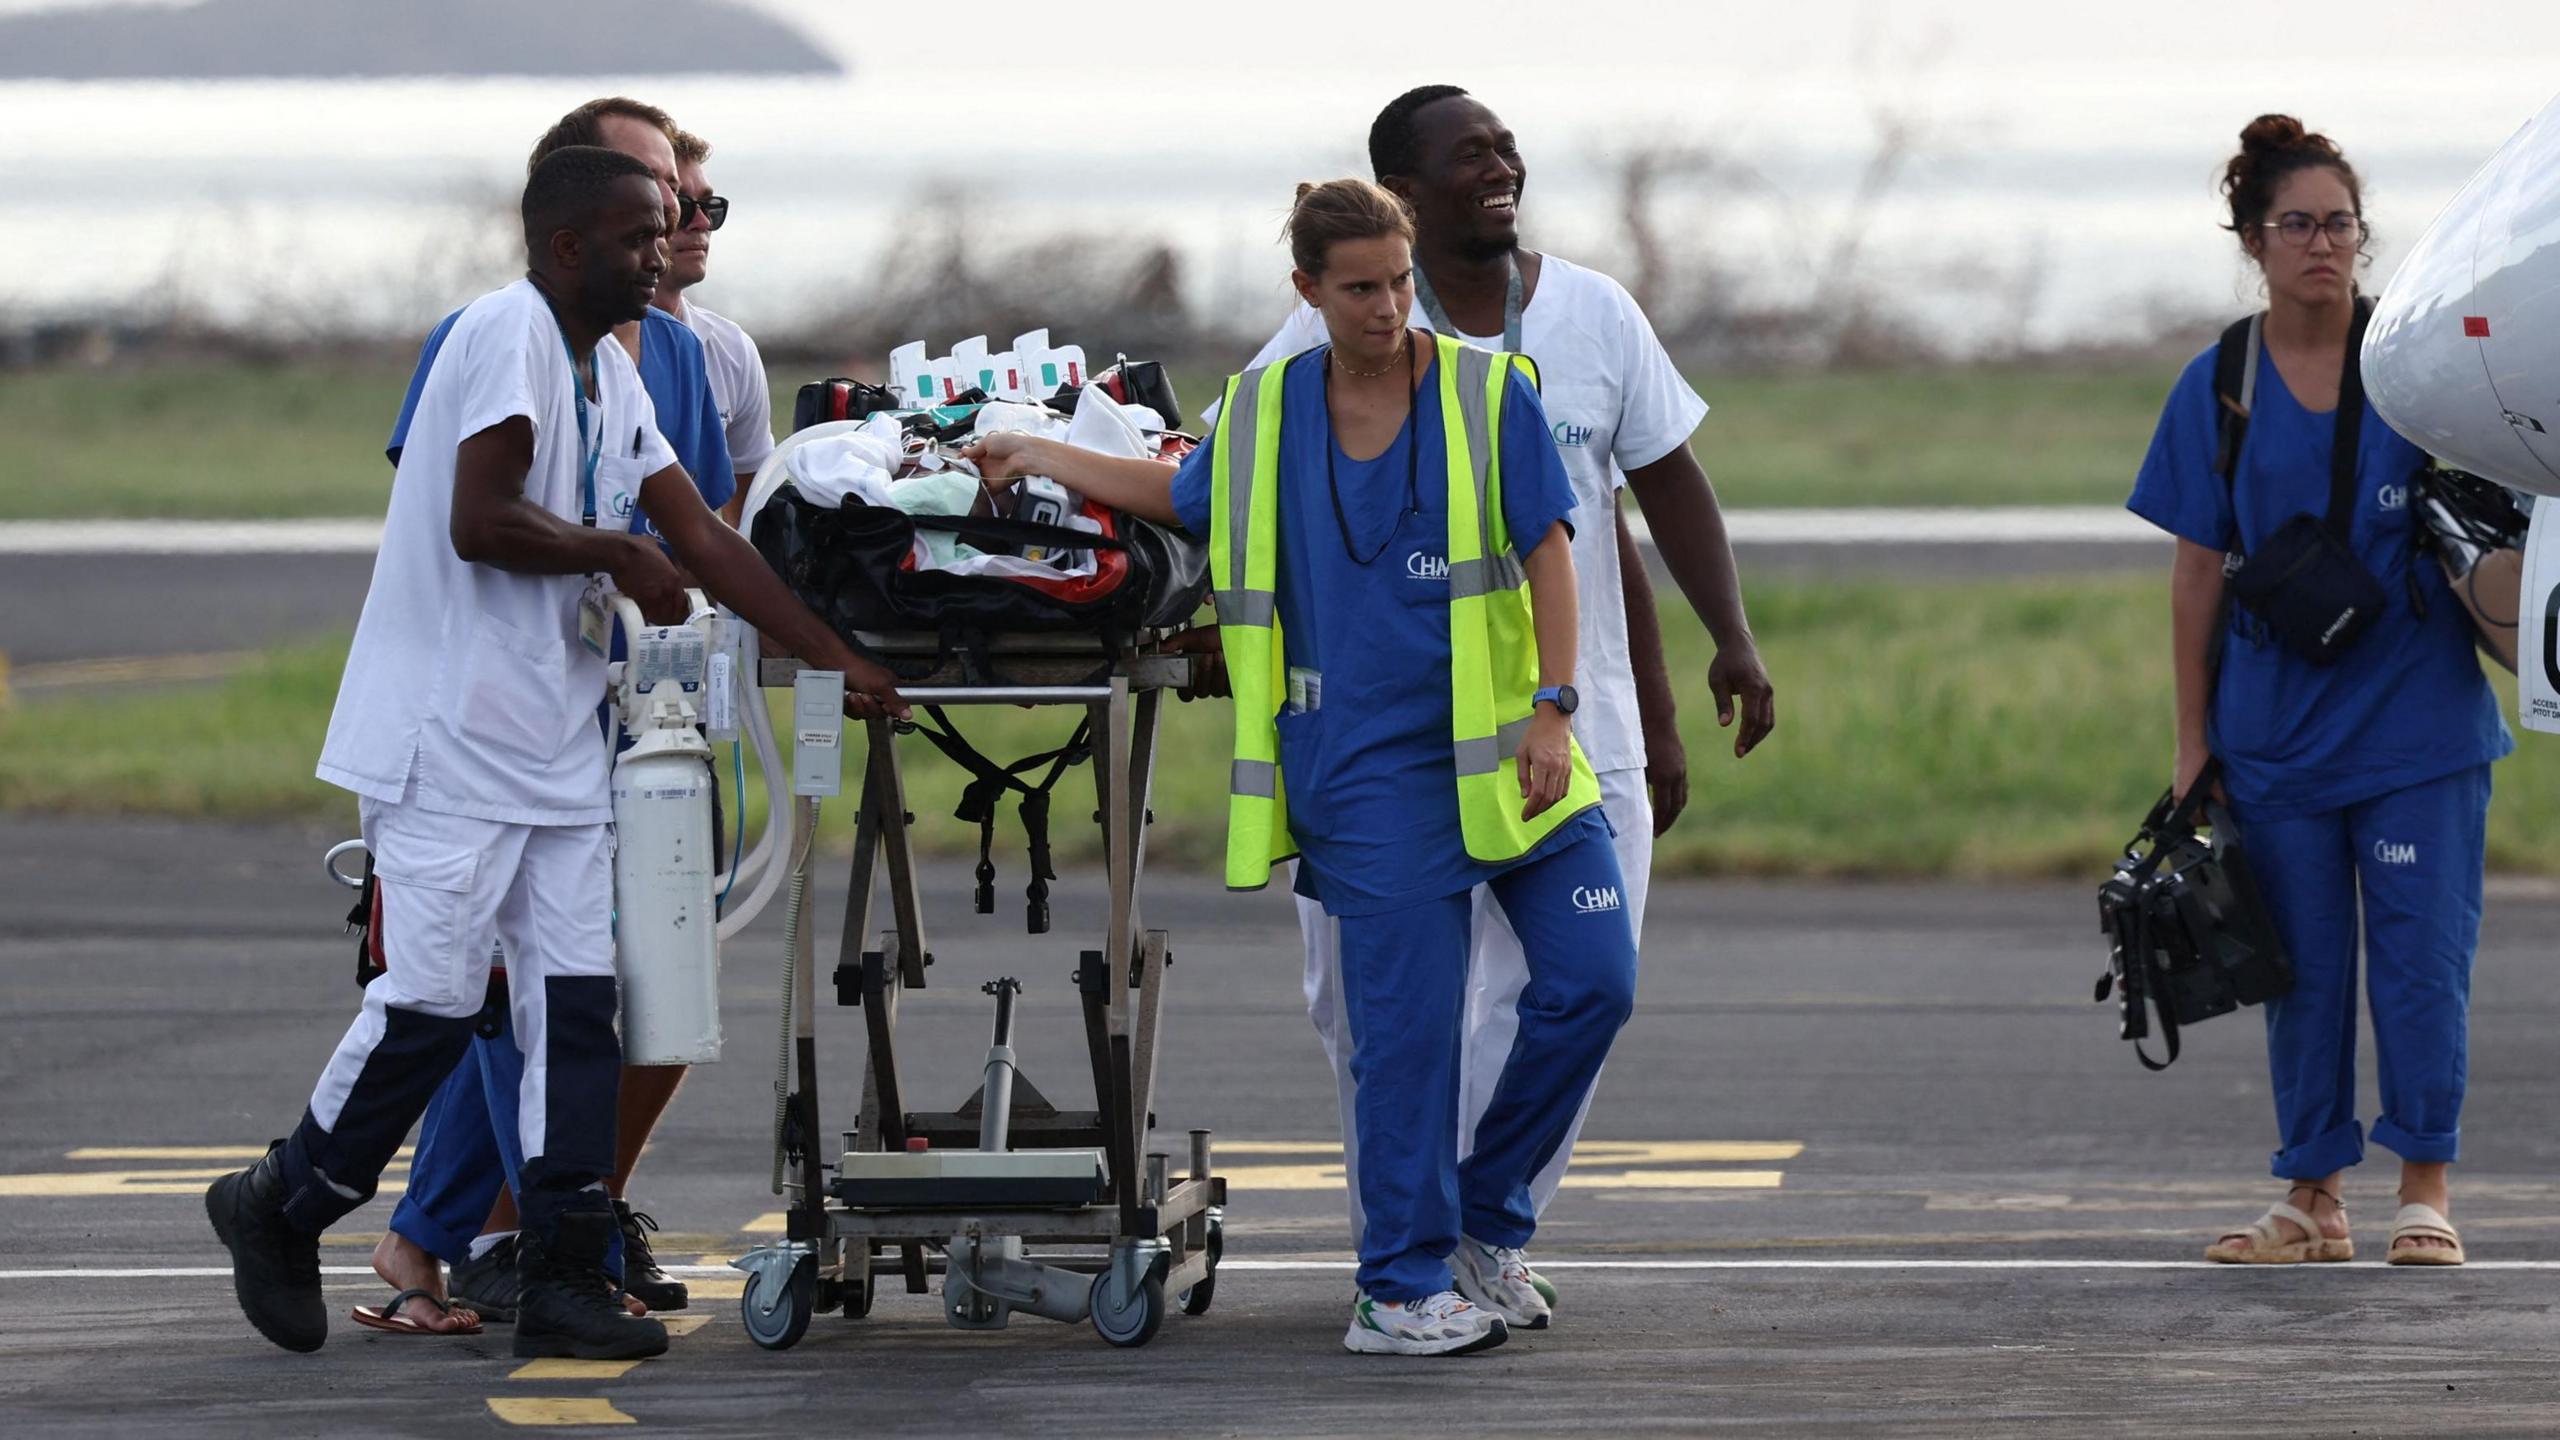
[1173,346,1602,916]
[2128,339,2510,818]
[387,304,736,533]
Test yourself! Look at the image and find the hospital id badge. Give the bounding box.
[1287,666,1322,715]
[578,577,611,657]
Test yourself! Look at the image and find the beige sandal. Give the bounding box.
[2205,1190,2353,1264]
[2387,1203,2465,1266]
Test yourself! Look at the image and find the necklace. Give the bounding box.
[1320,349,1423,567]
[1329,328,1411,379]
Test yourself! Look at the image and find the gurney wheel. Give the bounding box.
[1179,1223,1222,1317]
[1089,1268,1165,1348]
[843,1245,876,1319]
[742,1253,816,1351]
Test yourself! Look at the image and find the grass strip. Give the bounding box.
[0,360,2175,520]
[7,575,2554,879]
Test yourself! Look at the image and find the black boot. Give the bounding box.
[514,1207,670,1360]
[449,1233,523,1324]
[203,1140,327,1353]
[614,1200,689,1312]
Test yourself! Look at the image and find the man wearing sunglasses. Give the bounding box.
[366,97,737,1337]
[653,130,773,527]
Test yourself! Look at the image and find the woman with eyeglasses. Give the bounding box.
[2128,115,2509,1267]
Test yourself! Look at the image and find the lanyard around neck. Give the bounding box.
[1319,349,1424,567]
[1413,255,1522,351]
[533,283,604,528]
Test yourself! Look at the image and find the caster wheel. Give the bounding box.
[1179,1224,1223,1317]
[843,1253,875,1319]
[1089,1267,1166,1348]
[742,1255,815,1351]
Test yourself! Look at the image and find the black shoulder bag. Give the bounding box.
[2211,298,2387,665]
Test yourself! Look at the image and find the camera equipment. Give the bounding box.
[2415,464,2529,671]
[2094,760,2293,1070]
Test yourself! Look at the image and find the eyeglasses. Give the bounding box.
[2260,211,2364,247]
[677,193,729,231]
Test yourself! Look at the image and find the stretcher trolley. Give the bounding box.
[731,628,1226,1350]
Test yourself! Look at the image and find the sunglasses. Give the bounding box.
[677,193,729,231]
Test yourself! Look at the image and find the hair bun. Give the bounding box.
[2240,114,2310,155]
[1294,180,1318,202]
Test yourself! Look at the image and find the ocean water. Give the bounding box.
[5,51,2555,359]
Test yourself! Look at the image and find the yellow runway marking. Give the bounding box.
[659,1314,712,1337]
[1563,1169,1786,1190]
[688,1277,746,1300]
[486,1397,635,1426]
[0,1170,406,1198]
[1188,1139,1799,1163]
[510,1359,644,1381]
[740,1211,787,1235]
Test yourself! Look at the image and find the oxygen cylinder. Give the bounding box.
[609,596,723,1065]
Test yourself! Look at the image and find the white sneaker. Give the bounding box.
[1451,1236,1553,1330]
[1342,1288,1509,1356]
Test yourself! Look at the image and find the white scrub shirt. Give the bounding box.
[317,279,679,825]
[681,301,775,481]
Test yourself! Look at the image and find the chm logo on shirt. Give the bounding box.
[2377,484,2408,511]
[1407,552,1449,581]
[2373,840,2418,866]
[1571,884,1622,913]
[1552,420,1595,448]
[611,491,637,519]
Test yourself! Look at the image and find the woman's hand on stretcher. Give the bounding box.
[1156,626,1229,701]
[1517,709,1573,820]
[958,434,1183,527]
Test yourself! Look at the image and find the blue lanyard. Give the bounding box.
[561,329,602,528]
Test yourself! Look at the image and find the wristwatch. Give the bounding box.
[1532,684,1578,716]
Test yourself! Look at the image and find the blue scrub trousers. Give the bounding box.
[2237,764,2490,1180]
[391,1006,528,1264]
[1335,826,1636,1301]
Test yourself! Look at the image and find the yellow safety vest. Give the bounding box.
[1209,332,1602,891]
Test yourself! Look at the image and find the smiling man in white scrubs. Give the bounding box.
[1239,84,1777,1327]
[204,145,905,1364]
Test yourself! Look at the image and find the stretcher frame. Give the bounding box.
[732,627,1225,1350]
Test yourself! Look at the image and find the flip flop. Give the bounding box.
[350,1288,484,1336]
[2387,1203,2466,1266]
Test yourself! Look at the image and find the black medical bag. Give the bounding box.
[751,488,1209,679]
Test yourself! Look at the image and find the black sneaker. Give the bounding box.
[514,1209,670,1361]
[450,1233,523,1324]
[614,1200,689,1312]
[203,1140,327,1353]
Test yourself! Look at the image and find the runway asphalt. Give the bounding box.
[5,814,2560,1436]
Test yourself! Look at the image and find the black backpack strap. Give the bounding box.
[2212,313,2261,490]
[2326,296,2374,538]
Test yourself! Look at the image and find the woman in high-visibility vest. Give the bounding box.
[968,178,1637,1358]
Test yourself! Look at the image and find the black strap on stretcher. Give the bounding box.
[906,705,1095,935]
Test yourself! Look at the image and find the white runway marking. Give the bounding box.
[0,509,2160,558]
[13,1257,2560,1280]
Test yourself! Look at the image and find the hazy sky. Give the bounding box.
[4,0,2557,344]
